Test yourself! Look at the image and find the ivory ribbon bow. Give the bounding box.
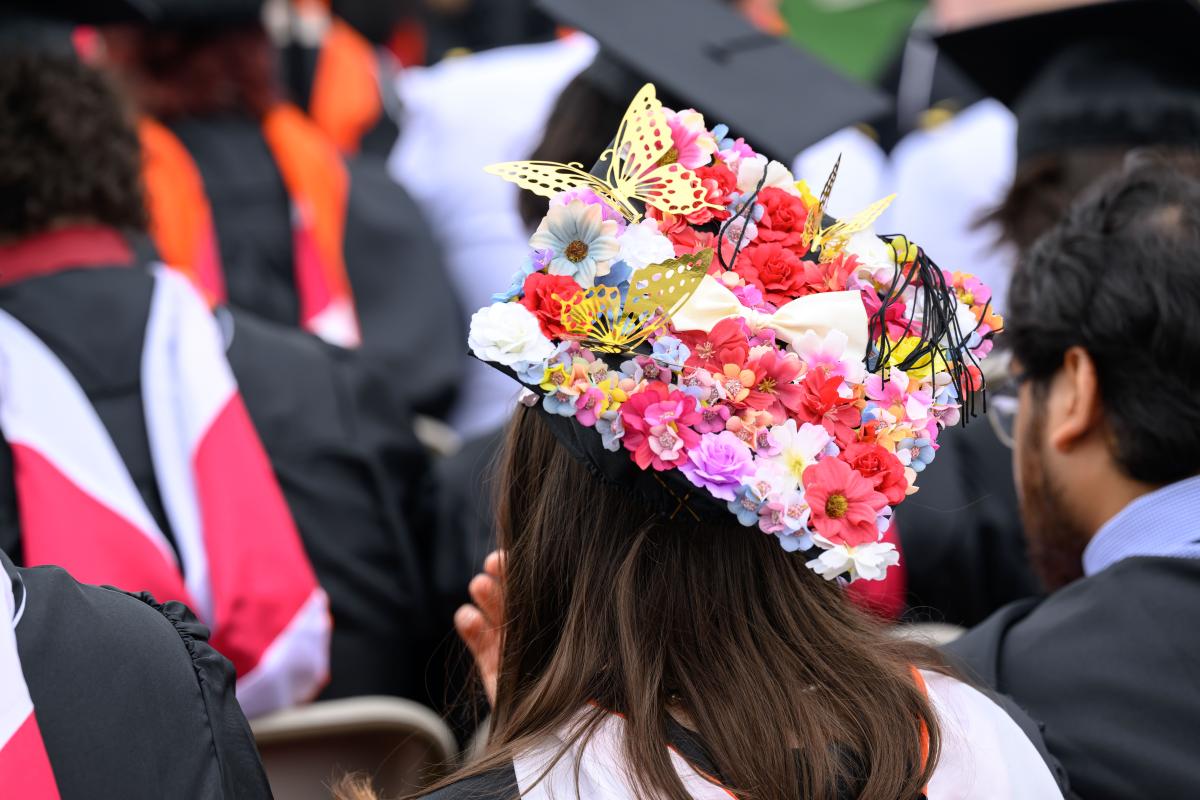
[671,275,869,363]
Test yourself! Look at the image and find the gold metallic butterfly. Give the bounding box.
[484,84,719,223]
[799,154,896,262]
[555,249,713,353]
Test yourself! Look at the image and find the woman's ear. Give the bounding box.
[1048,346,1104,452]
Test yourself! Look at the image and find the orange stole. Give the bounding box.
[138,106,360,346]
[309,17,383,156]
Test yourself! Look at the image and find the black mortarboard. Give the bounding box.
[535,0,892,163]
[937,0,1200,161]
[0,0,262,27]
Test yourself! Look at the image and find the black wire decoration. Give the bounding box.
[869,235,988,422]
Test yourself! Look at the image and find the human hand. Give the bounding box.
[454,550,505,706]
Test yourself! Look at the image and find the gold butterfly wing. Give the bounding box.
[815,193,896,261]
[482,161,634,218]
[606,84,719,220]
[557,249,714,355]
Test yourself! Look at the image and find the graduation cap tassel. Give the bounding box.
[872,237,984,424]
[716,164,770,273]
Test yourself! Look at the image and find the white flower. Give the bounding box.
[844,229,899,286]
[468,302,556,367]
[904,289,980,347]
[618,220,676,270]
[806,540,899,582]
[763,420,831,491]
[736,155,801,197]
[529,200,620,287]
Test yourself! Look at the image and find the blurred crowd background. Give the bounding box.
[0,0,1194,797]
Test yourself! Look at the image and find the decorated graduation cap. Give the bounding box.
[937,0,1200,161]
[536,0,891,163]
[470,82,1002,583]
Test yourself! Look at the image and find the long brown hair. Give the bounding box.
[422,406,945,799]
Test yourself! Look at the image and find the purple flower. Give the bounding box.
[555,188,627,231]
[679,430,754,501]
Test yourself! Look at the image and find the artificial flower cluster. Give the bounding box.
[469,108,999,583]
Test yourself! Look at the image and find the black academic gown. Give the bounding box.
[0,253,434,701]
[3,550,272,799]
[170,115,464,417]
[894,417,1040,627]
[947,556,1200,799]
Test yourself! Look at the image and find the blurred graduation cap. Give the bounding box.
[937,0,1200,161]
[535,0,892,163]
[0,0,262,26]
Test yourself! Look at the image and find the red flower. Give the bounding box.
[652,212,717,257]
[743,348,806,424]
[803,457,888,547]
[620,383,702,471]
[840,442,907,505]
[756,187,810,251]
[676,317,750,373]
[794,371,862,446]
[735,242,806,306]
[793,251,859,297]
[518,272,583,338]
[682,163,738,225]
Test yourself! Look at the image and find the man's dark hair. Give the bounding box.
[1007,154,1200,484]
[0,51,146,238]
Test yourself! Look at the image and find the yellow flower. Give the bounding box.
[887,336,947,383]
[539,363,572,394]
[597,374,630,410]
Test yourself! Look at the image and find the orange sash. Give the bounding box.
[138,106,360,347]
[309,17,382,156]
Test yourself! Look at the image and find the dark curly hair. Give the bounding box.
[1007,153,1200,485]
[0,52,146,238]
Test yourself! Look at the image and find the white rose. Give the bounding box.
[736,154,801,197]
[844,229,898,285]
[806,540,899,582]
[618,220,676,270]
[468,302,556,367]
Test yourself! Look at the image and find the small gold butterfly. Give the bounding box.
[484,84,719,224]
[555,249,713,353]
[798,154,896,262]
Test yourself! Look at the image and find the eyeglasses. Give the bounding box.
[984,349,1029,450]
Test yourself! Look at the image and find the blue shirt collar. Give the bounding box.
[1083,473,1200,577]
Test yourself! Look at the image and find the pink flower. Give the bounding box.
[864,370,931,425]
[664,109,717,169]
[694,402,732,434]
[861,290,915,342]
[803,457,888,547]
[620,384,702,471]
[575,387,606,427]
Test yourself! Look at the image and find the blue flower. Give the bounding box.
[619,359,644,383]
[651,336,691,371]
[491,250,551,302]
[596,410,625,452]
[543,390,578,417]
[898,436,936,473]
[776,528,814,553]
[727,483,766,527]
